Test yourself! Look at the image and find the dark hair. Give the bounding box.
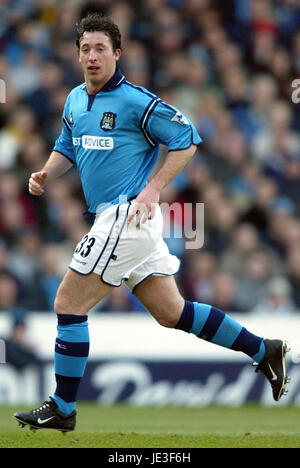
[76,12,122,51]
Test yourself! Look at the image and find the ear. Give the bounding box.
[114,48,122,62]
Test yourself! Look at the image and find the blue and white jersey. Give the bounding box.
[54,68,202,213]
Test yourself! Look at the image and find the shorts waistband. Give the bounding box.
[83,195,137,226]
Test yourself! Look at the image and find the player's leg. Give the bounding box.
[13,198,165,431]
[133,275,290,401]
[132,275,184,327]
[46,200,157,422]
[54,267,113,315]
[52,269,113,415]
[14,269,113,432]
[134,275,265,360]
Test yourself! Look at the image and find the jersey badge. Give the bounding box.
[171,111,189,126]
[100,112,117,131]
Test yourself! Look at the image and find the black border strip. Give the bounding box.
[63,114,72,132]
[140,98,161,147]
[131,266,181,295]
[101,202,132,286]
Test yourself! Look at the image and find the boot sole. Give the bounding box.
[13,415,75,434]
[274,341,290,401]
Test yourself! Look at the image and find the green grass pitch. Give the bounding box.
[0,403,300,448]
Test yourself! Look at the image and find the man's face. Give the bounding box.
[78,31,121,88]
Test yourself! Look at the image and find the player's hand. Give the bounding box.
[29,171,48,196]
[127,185,160,226]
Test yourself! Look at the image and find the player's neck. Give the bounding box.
[85,69,116,95]
[85,80,104,94]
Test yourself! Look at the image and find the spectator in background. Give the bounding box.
[7,47,42,97]
[0,238,10,272]
[16,133,49,188]
[0,271,21,312]
[235,248,276,312]
[9,230,41,288]
[120,40,150,88]
[9,231,48,311]
[97,284,145,313]
[220,223,260,277]
[252,276,296,316]
[266,196,298,256]
[24,61,64,126]
[35,243,64,311]
[239,175,278,234]
[249,0,279,72]
[205,196,238,253]
[109,0,134,46]
[286,247,300,310]
[211,272,239,312]
[3,308,40,371]
[181,250,216,304]
[0,105,37,171]
[0,171,38,243]
[252,99,300,181]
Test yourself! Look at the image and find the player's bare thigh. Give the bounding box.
[54,268,113,315]
[134,275,184,328]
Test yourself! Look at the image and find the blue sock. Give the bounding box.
[176,301,265,362]
[53,314,89,415]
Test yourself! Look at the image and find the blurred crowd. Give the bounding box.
[0,0,299,316]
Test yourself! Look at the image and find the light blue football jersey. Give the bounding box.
[54,68,202,213]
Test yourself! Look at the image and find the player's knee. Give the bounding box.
[54,289,89,316]
[54,292,72,315]
[147,297,184,329]
[155,313,179,329]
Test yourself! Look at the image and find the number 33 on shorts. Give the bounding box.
[71,233,99,274]
[74,234,96,258]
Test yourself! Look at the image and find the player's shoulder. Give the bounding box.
[66,83,86,102]
[122,80,159,104]
[123,80,157,99]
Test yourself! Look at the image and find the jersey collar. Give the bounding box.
[81,68,125,93]
[101,67,125,92]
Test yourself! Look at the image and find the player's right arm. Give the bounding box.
[29,150,73,196]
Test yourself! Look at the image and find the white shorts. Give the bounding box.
[69,201,180,292]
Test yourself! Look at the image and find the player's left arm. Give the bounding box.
[128,99,201,225]
[128,144,197,225]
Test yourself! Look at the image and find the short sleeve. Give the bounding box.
[53,96,75,163]
[146,100,202,150]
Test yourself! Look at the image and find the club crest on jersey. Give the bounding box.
[100,112,116,131]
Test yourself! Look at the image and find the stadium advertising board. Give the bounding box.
[0,313,299,406]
